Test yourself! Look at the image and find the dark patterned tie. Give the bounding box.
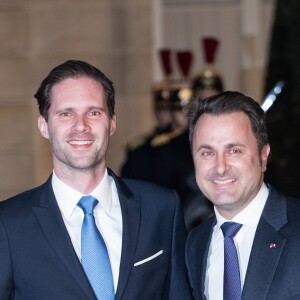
[78,195,114,300]
[221,222,243,300]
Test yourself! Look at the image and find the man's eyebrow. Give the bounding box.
[55,106,105,114]
[226,143,246,149]
[54,107,73,114]
[87,106,105,111]
[195,143,247,152]
[195,144,214,152]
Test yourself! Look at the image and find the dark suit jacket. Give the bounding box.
[186,185,300,300]
[0,170,192,300]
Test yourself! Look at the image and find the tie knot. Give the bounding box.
[77,195,99,215]
[221,222,242,238]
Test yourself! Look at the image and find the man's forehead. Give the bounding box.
[194,112,254,143]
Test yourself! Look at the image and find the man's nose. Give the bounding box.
[215,154,229,176]
[72,115,90,132]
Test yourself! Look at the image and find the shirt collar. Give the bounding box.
[215,182,269,230]
[52,168,113,218]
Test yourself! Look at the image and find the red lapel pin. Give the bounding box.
[269,243,276,248]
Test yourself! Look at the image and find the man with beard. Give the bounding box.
[0,60,192,300]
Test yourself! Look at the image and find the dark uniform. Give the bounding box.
[121,124,174,182]
[121,78,176,183]
[121,80,188,190]
[121,49,176,182]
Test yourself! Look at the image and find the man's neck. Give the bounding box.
[53,165,106,195]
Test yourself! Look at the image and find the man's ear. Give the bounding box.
[38,116,50,139]
[261,143,271,172]
[110,113,117,137]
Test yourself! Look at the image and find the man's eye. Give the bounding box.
[230,149,241,154]
[59,112,71,117]
[90,111,101,116]
[201,151,214,157]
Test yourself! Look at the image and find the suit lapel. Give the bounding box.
[188,217,215,300]
[32,177,96,300]
[242,186,288,300]
[109,171,141,300]
[34,171,142,299]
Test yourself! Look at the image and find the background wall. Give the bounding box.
[0,0,275,199]
[155,0,275,100]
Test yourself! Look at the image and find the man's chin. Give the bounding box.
[65,159,100,171]
[210,193,236,207]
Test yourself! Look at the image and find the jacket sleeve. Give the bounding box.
[169,191,193,300]
[0,213,14,299]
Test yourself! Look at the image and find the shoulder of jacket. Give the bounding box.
[150,127,185,147]
[126,135,148,151]
[126,127,158,151]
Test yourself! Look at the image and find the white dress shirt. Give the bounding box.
[52,169,122,291]
[204,183,269,300]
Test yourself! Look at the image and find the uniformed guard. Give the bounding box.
[121,49,176,181]
[192,37,224,100]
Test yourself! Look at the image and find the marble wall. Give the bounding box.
[0,0,154,199]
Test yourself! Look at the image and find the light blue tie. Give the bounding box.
[78,195,114,300]
[221,222,243,300]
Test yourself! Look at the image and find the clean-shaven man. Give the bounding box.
[186,91,300,300]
